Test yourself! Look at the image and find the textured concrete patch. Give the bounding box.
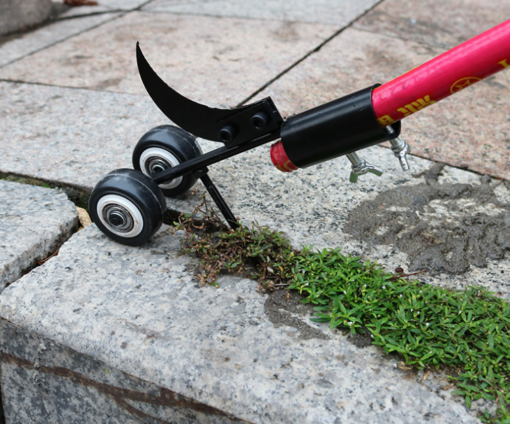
[253,27,510,180]
[264,290,329,341]
[144,0,381,25]
[0,11,337,105]
[345,164,510,275]
[0,12,121,67]
[0,225,482,423]
[0,180,78,289]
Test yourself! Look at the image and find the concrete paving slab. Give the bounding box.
[0,11,121,68]
[0,82,163,190]
[354,0,510,50]
[1,79,509,299]
[0,180,78,290]
[252,27,510,180]
[0,225,483,423]
[144,0,381,26]
[0,11,337,106]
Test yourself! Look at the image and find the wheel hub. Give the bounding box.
[139,148,183,190]
[103,204,134,233]
[147,157,169,176]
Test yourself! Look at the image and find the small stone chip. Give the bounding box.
[76,207,92,228]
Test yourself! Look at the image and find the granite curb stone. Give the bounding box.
[0,224,482,423]
[0,0,52,36]
[0,318,244,423]
[0,180,79,290]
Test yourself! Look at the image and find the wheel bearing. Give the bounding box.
[97,194,144,238]
[139,147,183,189]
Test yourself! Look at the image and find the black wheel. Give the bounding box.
[132,125,203,197]
[89,169,167,246]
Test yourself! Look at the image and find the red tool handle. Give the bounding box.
[372,19,510,126]
[271,20,510,172]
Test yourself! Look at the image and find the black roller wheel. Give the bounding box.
[89,169,167,246]
[132,125,203,197]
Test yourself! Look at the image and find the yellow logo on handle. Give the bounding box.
[397,95,436,117]
[499,59,509,68]
[450,77,481,94]
[377,115,395,126]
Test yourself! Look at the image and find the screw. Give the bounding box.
[346,152,383,183]
[218,125,236,143]
[386,126,411,171]
[251,112,268,130]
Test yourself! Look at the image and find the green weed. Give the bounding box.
[175,199,510,423]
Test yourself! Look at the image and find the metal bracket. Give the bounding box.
[194,168,239,230]
[137,43,283,147]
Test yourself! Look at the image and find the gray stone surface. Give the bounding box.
[0,11,121,67]
[0,319,244,423]
[0,82,161,190]
[0,180,78,289]
[1,0,509,422]
[1,79,509,298]
[0,225,483,423]
[144,0,381,25]
[354,0,510,50]
[0,0,52,36]
[0,11,337,102]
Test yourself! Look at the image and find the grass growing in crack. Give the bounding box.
[175,200,510,423]
[294,251,510,422]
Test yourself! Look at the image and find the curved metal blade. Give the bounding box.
[137,43,253,142]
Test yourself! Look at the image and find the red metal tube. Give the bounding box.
[372,19,510,126]
[270,141,298,172]
[271,19,510,172]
